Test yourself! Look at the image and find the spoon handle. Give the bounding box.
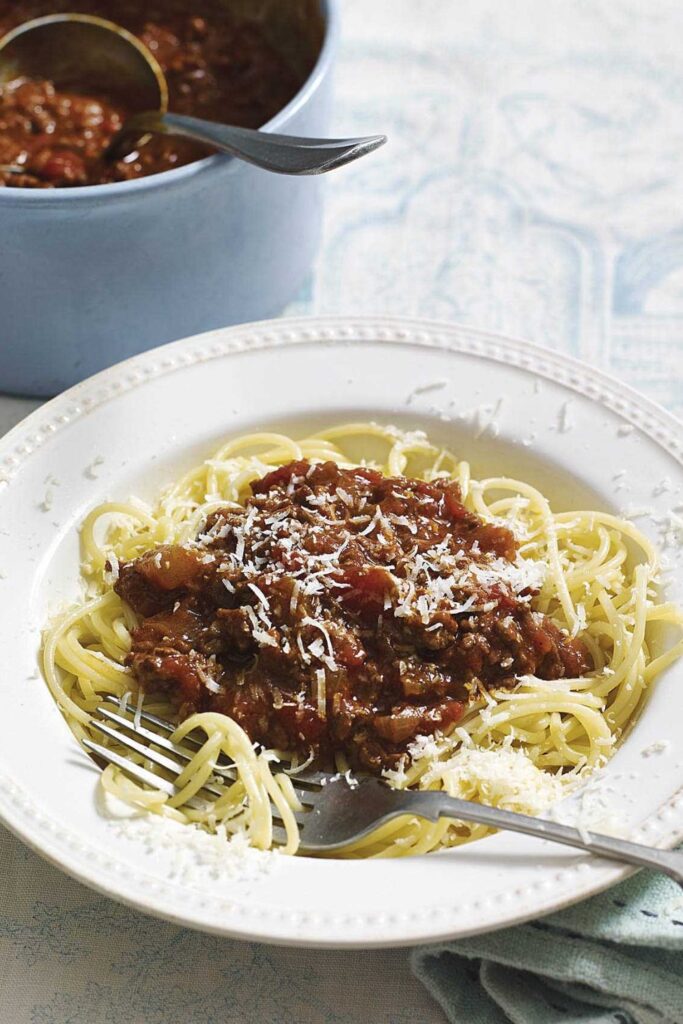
[122,112,386,175]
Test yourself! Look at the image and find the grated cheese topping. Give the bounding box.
[182,461,556,723]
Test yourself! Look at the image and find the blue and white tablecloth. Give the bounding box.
[1,2,682,1021]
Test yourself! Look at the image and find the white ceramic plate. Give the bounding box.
[1,316,682,948]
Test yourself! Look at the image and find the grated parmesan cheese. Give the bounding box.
[640,739,670,758]
[315,668,326,718]
[416,741,566,819]
[558,401,574,433]
[111,813,273,883]
[406,378,450,403]
[84,455,105,479]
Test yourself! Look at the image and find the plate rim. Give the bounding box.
[2,315,681,468]
[1,314,682,948]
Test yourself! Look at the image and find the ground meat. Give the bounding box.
[115,460,591,773]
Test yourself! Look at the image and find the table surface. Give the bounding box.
[2,1,682,1021]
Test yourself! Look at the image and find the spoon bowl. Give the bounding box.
[0,13,167,114]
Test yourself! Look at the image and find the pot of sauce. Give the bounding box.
[0,0,335,394]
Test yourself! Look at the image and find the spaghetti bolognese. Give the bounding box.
[42,423,683,856]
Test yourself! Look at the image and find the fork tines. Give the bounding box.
[82,698,325,846]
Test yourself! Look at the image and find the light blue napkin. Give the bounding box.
[411,866,683,1024]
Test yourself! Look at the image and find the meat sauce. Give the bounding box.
[115,461,591,773]
[0,1,310,187]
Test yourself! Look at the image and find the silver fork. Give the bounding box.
[83,698,683,882]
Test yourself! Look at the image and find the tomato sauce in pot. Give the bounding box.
[0,1,312,187]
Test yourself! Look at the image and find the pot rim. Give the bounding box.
[0,0,338,206]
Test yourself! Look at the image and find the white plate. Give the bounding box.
[1,316,682,948]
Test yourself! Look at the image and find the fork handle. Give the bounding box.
[399,790,683,885]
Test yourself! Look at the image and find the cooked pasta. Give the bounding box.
[42,423,683,857]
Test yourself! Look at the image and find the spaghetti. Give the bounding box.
[42,424,683,857]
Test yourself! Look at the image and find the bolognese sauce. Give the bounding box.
[115,461,591,773]
[0,0,311,187]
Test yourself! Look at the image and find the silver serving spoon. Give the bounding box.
[0,14,386,176]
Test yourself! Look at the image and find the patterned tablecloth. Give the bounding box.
[1,2,682,1021]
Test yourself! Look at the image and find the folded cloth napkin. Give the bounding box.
[411,865,683,1024]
